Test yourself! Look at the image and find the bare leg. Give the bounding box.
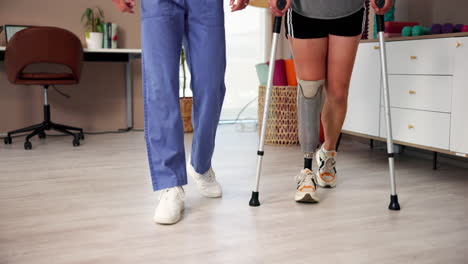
[288,37,328,81]
[322,34,361,151]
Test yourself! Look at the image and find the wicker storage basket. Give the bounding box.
[180,97,193,133]
[258,85,299,146]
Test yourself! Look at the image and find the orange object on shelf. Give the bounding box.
[284,59,297,86]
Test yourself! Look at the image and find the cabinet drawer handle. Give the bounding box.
[408,125,415,129]
[409,90,416,94]
[456,42,462,48]
[374,46,380,50]
[410,56,417,60]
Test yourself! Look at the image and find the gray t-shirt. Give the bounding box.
[292,0,365,19]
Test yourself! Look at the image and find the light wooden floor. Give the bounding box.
[1,125,468,264]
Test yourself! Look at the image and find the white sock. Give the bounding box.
[322,145,336,154]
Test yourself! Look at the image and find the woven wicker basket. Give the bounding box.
[258,85,299,146]
[180,97,193,133]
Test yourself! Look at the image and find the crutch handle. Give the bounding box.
[273,17,282,33]
[376,16,385,33]
[277,0,287,10]
[272,0,287,33]
[376,0,385,8]
[375,0,386,33]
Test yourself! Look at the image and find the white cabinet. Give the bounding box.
[384,75,452,113]
[380,107,451,150]
[343,43,381,137]
[345,36,468,156]
[450,37,468,155]
[387,38,455,75]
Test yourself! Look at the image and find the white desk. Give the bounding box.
[0,46,141,53]
[0,47,141,129]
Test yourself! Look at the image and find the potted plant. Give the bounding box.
[81,7,105,49]
[179,48,193,133]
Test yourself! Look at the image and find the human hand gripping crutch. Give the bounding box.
[376,0,401,210]
[249,0,287,207]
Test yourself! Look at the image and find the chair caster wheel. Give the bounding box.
[39,132,46,139]
[24,141,32,150]
[79,132,85,140]
[73,135,80,147]
[4,137,12,145]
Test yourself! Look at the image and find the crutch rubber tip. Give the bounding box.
[388,195,401,211]
[249,191,260,207]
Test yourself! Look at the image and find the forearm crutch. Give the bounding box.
[376,0,401,210]
[249,0,287,207]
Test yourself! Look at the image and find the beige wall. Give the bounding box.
[1,0,467,134]
[0,0,144,134]
[404,0,468,26]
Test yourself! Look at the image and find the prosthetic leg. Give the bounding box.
[376,0,401,210]
[297,79,325,170]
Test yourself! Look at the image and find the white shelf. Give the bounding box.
[83,48,141,53]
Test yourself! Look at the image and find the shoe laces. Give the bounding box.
[201,169,215,183]
[160,189,171,201]
[296,170,315,188]
[323,156,336,173]
[160,187,182,201]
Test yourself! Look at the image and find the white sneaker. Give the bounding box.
[316,145,338,188]
[187,162,222,198]
[153,186,185,225]
[295,169,319,203]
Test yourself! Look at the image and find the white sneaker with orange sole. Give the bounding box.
[316,145,337,188]
[295,169,319,203]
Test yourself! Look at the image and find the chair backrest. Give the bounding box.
[4,26,83,84]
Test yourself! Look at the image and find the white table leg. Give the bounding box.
[125,58,133,130]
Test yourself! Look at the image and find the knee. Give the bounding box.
[327,92,348,105]
[325,81,349,105]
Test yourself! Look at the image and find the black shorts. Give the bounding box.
[285,8,365,39]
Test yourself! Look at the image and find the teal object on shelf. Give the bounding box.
[402,26,412,37]
[412,25,430,36]
[255,63,269,86]
[401,25,431,37]
[102,23,108,49]
[373,0,396,39]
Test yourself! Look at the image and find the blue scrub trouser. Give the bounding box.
[141,0,226,191]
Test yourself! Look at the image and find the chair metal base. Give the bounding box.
[3,104,84,150]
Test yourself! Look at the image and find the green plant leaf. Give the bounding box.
[97,7,105,19]
[81,7,106,32]
[96,23,103,33]
[86,8,92,21]
[82,8,90,22]
[82,8,93,31]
